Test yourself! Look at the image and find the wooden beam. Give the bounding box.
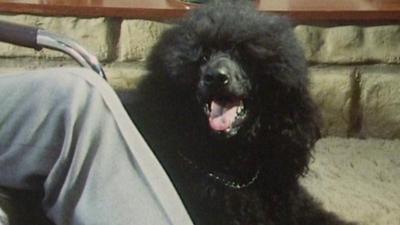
[0,0,399,23]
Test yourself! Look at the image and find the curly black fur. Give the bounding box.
[123,1,357,224]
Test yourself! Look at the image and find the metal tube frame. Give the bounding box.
[37,30,106,79]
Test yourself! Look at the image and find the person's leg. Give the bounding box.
[0,68,193,225]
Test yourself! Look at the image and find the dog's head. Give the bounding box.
[145,0,322,184]
[148,1,317,145]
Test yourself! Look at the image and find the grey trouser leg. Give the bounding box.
[0,68,193,225]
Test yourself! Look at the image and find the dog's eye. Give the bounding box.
[200,48,211,63]
[200,54,210,64]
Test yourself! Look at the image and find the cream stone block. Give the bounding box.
[363,26,400,64]
[308,67,354,137]
[0,15,113,61]
[295,25,400,64]
[118,20,171,62]
[0,68,28,75]
[294,25,324,61]
[359,66,400,139]
[105,63,147,91]
[322,26,364,63]
[0,63,146,91]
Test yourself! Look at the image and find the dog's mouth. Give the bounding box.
[203,96,248,136]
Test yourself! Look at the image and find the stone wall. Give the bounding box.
[1,14,399,139]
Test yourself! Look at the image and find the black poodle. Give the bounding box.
[125,1,357,224]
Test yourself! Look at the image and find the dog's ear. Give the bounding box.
[146,24,202,87]
[243,41,280,62]
[257,76,321,181]
[233,13,309,90]
[248,16,321,180]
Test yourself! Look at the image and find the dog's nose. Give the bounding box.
[203,68,229,86]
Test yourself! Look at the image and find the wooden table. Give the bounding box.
[0,0,399,23]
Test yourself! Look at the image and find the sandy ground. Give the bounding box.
[0,137,399,224]
[301,137,400,225]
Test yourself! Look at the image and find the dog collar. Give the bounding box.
[178,151,260,189]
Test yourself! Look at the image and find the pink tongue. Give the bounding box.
[209,100,239,131]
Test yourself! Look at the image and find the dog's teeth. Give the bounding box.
[204,104,210,114]
[236,105,245,117]
[236,105,243,114]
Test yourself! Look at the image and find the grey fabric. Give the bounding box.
[0,68,193,225]
[0,206,8,225]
